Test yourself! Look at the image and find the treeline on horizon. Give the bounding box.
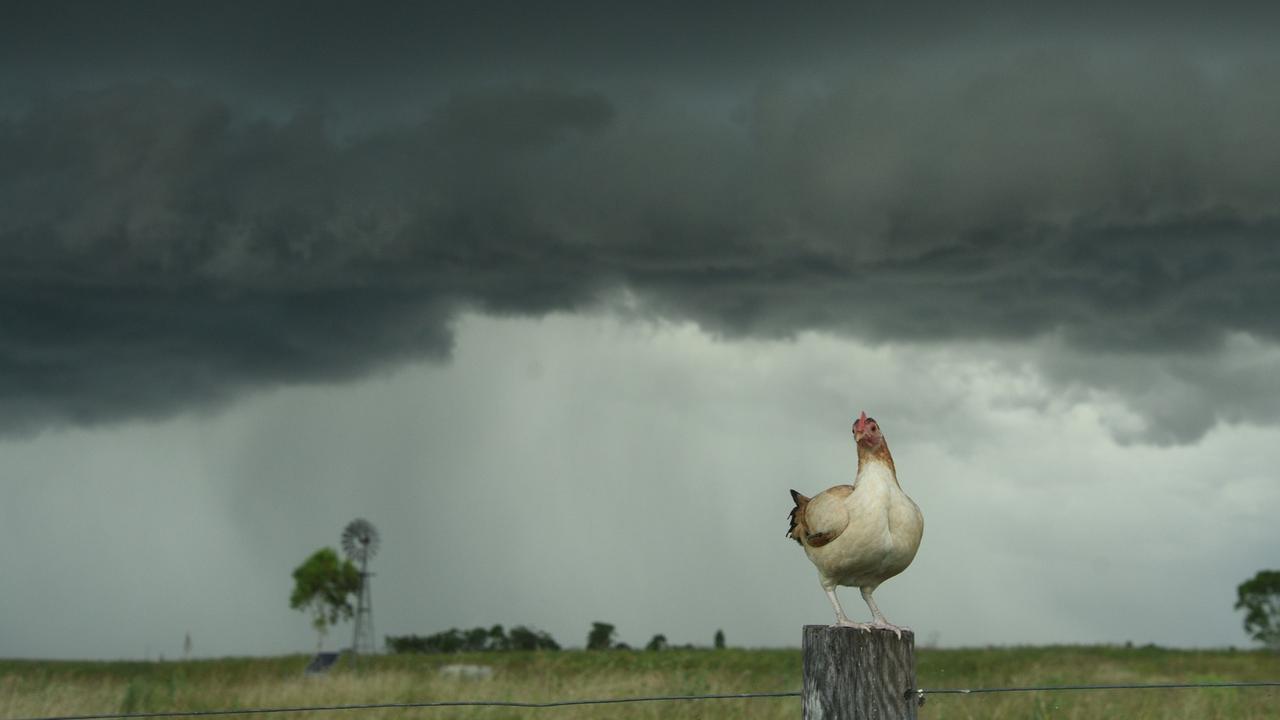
[386,624,560,654]
[386,622,727,654]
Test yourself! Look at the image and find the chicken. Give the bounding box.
[787,412,923,636]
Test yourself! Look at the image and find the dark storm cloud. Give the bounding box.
[4,5,1280,440]
[0,81,620,432]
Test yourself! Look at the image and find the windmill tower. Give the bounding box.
[342,518,380,655]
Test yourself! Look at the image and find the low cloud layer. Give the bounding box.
[4,51,1280,442]
[5,314,1276,658]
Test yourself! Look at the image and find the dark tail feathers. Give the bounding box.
[786,489,809,545]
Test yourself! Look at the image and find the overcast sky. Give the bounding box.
[2,2,1279,660]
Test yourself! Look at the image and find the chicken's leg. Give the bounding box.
[824,586,873,631]
[860,586,908,638]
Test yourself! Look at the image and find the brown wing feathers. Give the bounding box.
[787,486,854,548]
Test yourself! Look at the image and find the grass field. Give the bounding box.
[2,645,1277,720]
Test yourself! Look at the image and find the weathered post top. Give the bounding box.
[802,625,918,720]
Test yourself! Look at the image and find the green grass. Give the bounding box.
[1,646,1277,720]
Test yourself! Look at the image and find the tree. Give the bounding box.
[290,547,361,652]
[714,629,726,649]
[1236,570,1280,650]
[645,634,668,652]
[587,622,616,650]
[464,626,491,651]
[508,625,561,651]
[489,625,511,651]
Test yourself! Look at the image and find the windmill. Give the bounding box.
[341,518,380,655]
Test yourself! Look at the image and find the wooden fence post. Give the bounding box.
[802,625,918,719]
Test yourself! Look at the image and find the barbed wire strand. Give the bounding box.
[11,681,1280,720]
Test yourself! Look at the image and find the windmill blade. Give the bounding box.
[342,518,380,563]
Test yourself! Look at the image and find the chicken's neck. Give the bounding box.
[855,442,897,485]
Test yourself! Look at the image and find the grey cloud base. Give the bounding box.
[3,64,1278,442]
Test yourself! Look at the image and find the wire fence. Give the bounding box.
[10,681,1280,720]
[912,680,1280,707]
[6,693,799,720]
[920,680,1280,695]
